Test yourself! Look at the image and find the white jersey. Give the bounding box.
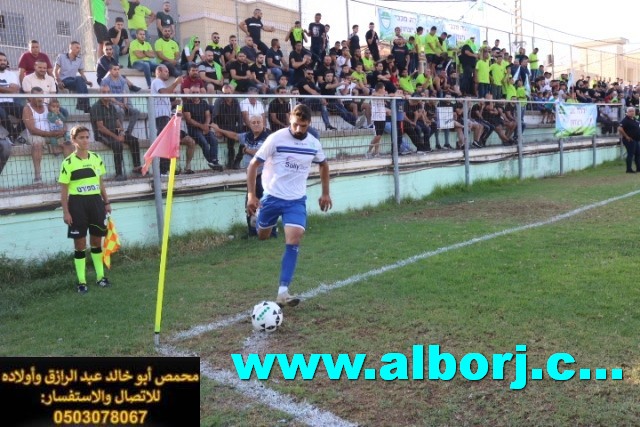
[255,128,326,200]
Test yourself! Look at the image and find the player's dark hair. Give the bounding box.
[292,104,312,122]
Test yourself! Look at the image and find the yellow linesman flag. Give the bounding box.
[103,216,121,269]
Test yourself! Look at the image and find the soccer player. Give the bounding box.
[246,104,332,307]
[59,126,112,294]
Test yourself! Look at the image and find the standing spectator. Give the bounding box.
[529,48,540,79]
[108,17,129,63]
[391,38,409,73]
[90,85,142,181]
[324,24,331,55]
[90,0,110,58]
[348,25,360,57]
[129,29,157,88]
[618,106,640,173]
[205,32,225,68]
[101,64,141,137]
[120,0,155,40]
[18,40,53,82]
[210,84,244,168]
[0,52,25,144]
[155,1,175,39]
[181,62,207,94]
[245,104,333,307]
[182,96,223,171]
[199,50,224,94]
[306,13,326,64]
[54,41,93,113]
[489,54,506,99]
[366,83,387,157]
[458,40,477,96]
[268,87,291,132]
[59,125,113,294]
[476,49,491,98]
[266,38,292,83]
[22,87,66,183]
[239,8,275,55]
[285,21,307,51]
[181,36,204,70]
[155,26,181,77]
[365,22,380,62]
[151,64,183,175]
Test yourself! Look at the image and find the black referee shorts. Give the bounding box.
[67,194,107,239]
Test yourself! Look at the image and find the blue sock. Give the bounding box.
[279,244,299,287]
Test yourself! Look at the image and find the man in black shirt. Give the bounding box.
[211,84,244,168]
[249,53,269,94]
[458,42,477,96]
[391,40,409,72]
[108,17,129,63]
[268,87,291,131]
[289,42,311,87]
[618,106,640,173]
[183,97,223,171]
[239,8,274,54]
[266,38,292,83]
[348,25,360,57]
[306,13,326,64]
[365,22,380,62]
[229,52,252,93]
[205,32,225,67]
[298,70,335,130]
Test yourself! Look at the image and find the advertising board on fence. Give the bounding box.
[554,104,597,138]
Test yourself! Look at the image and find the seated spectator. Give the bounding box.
[182,96,223,171]
[240,37,259,64]
[54,41,93,113]
[108,17,129,63]
[0,52,25,144]
[96,44,141,91]
[289,42,311,87]
[267,87,291,132]
[240,87,266,129]
[198,50,224,94]
[100,64,141,137]
[205,32,225,68]
[155,26,182,77]
[129,29,158,89]
[266,38,292,84]
[181,62,207,94]
[21,60,57,105]
[223,35,240,72]
[90,85,142,181]
[298,69,335,130]
[181,36,204,71]
[22,87,67,183]
[321,72,357,127]
[18,40,53,83]
[229,52,252,93]
[350,63,370,95]
[249,53,270,94]
[121,0,155,40]
[211,84,244,168]
[46,98,71,153]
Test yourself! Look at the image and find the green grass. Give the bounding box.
[2,160,640,425]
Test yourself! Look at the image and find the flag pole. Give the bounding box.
[154,156,177,346]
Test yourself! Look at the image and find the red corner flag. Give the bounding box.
[141,113,182,175]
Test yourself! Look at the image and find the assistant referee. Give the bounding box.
[58,125,112,294]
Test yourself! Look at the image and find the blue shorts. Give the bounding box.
[257,195,307,230]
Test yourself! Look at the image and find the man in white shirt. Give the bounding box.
[246,104,332,307]
[151,64,183,174]
[0,52,25,143]
[240,87,266,128]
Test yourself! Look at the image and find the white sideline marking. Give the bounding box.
[171,189,640,342]
[157,344,357,427]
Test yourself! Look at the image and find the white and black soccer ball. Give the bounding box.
[251,301,283,332]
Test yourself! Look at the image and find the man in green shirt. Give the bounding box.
[475,50,491,98]
[424,26,441,76]
[120,0,155,40]
[129,29,157,88]
[59,125,112,294]
[489,54,506,99]
[90,0,109,57]
[529,47,540,79]
[155,26,181,77]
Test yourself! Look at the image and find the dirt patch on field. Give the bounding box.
[405,199,573,223]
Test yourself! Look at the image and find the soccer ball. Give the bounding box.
[251,301,283,332]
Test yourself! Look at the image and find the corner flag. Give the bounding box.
[141,112,182,175]
[103,216,121,269]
